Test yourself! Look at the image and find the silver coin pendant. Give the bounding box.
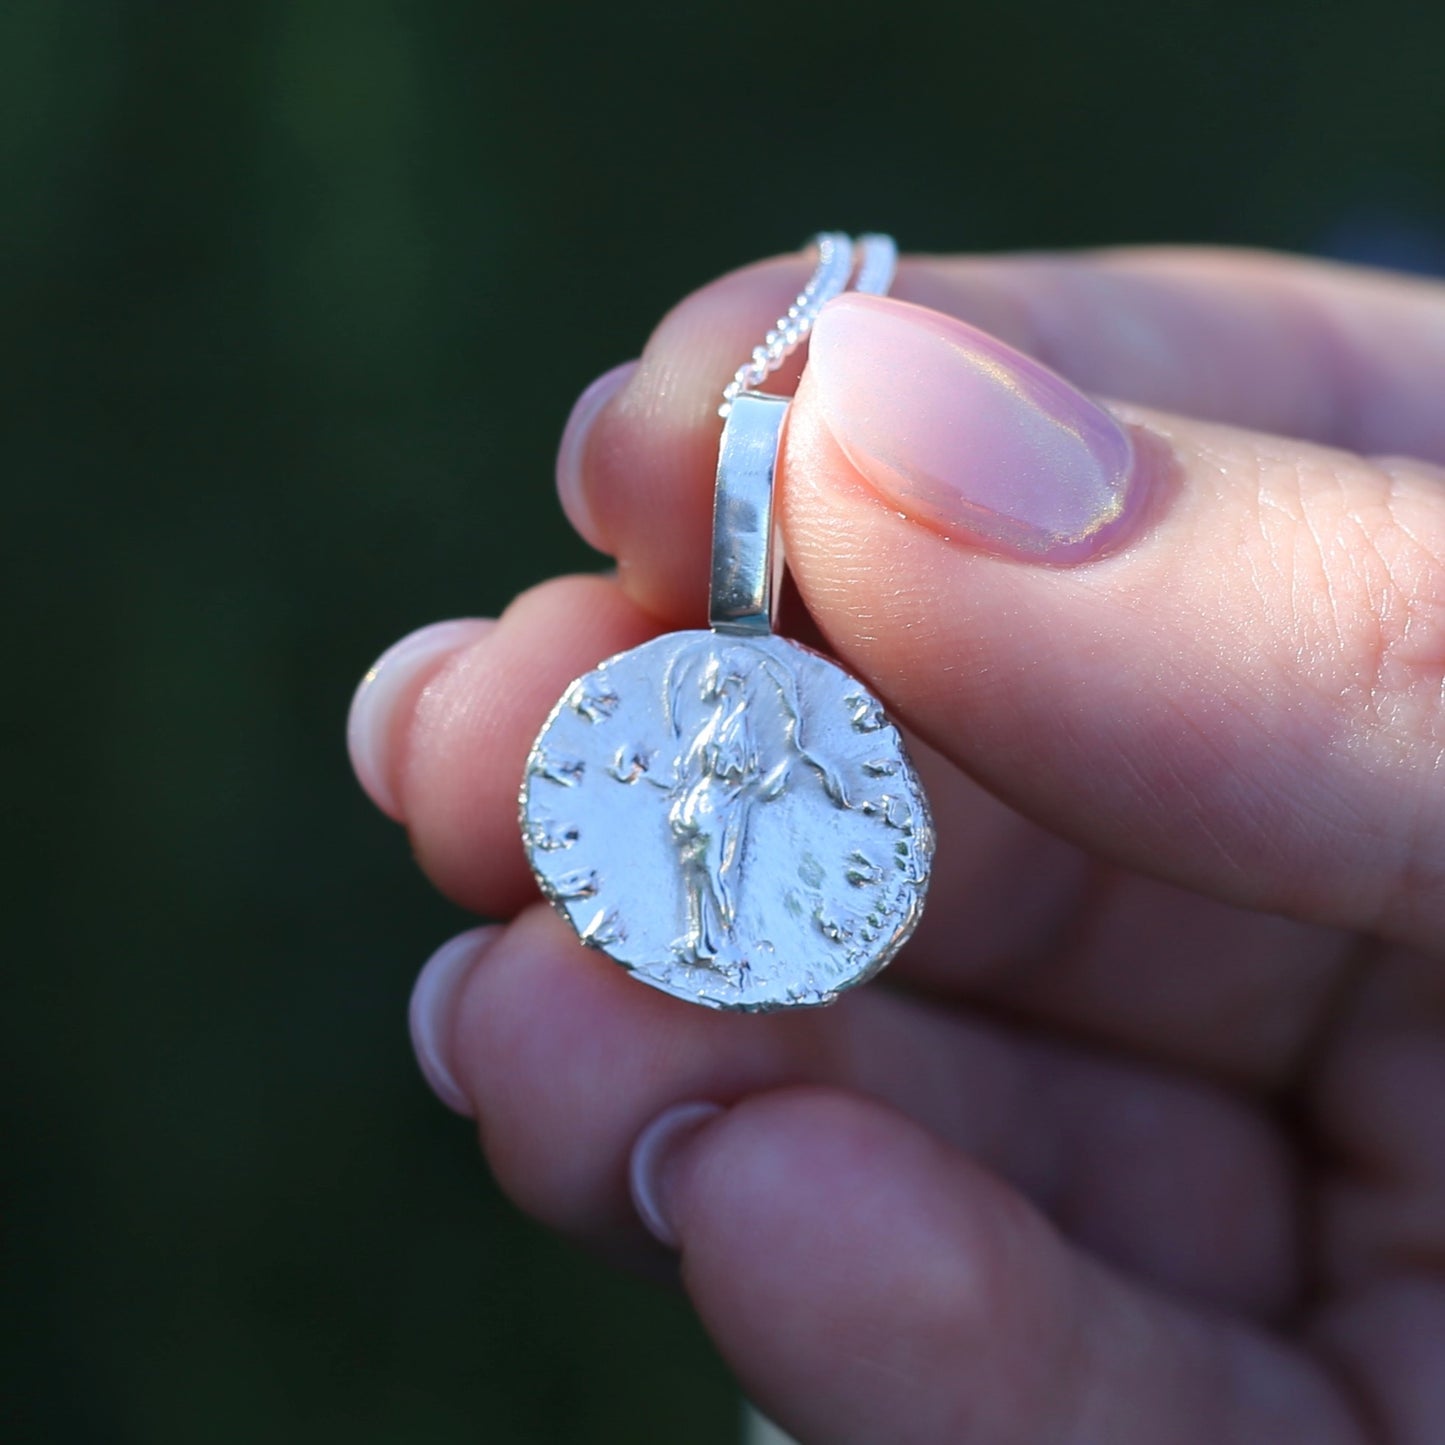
[520,629,933,1011]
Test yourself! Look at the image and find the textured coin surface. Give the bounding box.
[519,630,933,1011]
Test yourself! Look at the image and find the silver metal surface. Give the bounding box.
[520,631,933,1012]
[719,231,852,419]
[851,232,898,298]
[709,391,789,635]
[709,233,900,634]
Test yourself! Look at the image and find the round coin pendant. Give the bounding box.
[519,630,933,1011]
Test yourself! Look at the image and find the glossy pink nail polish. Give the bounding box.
[347,619,491,820]
[408,926,502,1118]
[556,360,639,551]
[808,294,1139,562]
[629,1100,725,1248]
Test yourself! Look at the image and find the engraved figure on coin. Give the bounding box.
[657,641,848,974]
[521,629,933,1010]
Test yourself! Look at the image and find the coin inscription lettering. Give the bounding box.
[520,631,933,1011]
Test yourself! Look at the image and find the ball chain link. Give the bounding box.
[718,232,898,418]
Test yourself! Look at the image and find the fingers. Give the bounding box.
[568,245,1445,622]
[907,247,1445,459]
[347,618,495,820]
[376,575,660,915]
[412,904,1300,1318]
[1312,1278,1445,1445]
[350,579,1354,1088]
[1309,942,1445,1290]
[347,572,1085,976]
[645,1089,1360,1445]
[565,265,1445,946]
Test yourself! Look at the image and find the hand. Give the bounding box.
[348,247,1445,1444]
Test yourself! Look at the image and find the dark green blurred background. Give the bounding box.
[5,2,1443,1440]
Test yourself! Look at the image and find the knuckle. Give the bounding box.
[1271,453,1445,932]
[1349,459,1445,739]
[1253,450,1445,749]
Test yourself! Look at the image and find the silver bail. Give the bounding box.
[706,232,898,638]
[707,390,789,636]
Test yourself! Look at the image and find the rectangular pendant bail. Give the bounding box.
[708,390,789,636]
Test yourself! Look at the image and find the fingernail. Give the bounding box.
[629,1100,726,1249]
[556,360,639,551]
[808,294,1139,562]
[347,619,491,820]
[408,925,502,1117]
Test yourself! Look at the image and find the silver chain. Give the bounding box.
[718,232,898,417]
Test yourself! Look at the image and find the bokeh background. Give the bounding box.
[6,2,1444,1441]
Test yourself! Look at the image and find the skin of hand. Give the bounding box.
[347,247,1445,1445]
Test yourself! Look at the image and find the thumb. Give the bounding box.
[781,293,1445,949]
